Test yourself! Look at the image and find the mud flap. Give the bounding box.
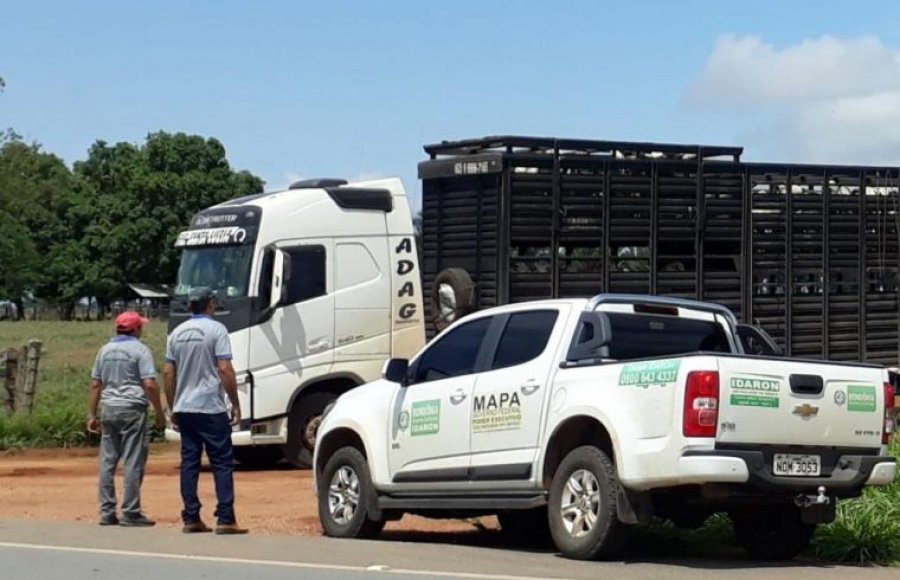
[616,484,652,525]
[367,493,383,521]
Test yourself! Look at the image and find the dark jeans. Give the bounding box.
[177,412,236,525]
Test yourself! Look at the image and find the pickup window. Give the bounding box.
[491,310,558,370]
[601,312,731,361]
[413,316,493,383]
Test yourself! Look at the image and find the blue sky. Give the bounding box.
[4,1,900,212]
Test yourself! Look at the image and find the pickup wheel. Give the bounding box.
[317,446,385,539]
[548,445,628,560]
[730,506,816,560]
[283,391,337,469]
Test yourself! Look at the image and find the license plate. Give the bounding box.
[773,454,821,477]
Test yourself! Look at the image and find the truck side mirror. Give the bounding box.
[383,358,409,385]
[566,311,613,362]
[270,249,290,308]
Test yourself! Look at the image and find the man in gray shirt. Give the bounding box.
[164,287,247,535]
[87,311,166,526]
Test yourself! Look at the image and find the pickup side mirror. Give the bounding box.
[566,311,613,362]
[383,358,410,385]
[269,249,291,308]
[736,323,783,357]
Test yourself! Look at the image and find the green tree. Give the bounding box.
[0,136,78,317]
[73,132,264,309]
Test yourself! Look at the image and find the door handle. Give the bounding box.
[521,382,541,396]
[307,338,331,353]
[449,390,468,405]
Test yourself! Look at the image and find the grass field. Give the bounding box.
[0,319,167,449]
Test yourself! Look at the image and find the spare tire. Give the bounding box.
[430,268,475,331]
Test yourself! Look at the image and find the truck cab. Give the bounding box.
[167,178,425,467]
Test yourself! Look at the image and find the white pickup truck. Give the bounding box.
[313,294,897,561]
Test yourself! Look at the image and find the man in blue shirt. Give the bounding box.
[88,311,166,526]
[164,287,247,534]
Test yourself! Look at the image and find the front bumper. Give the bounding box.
[682,448,897,494]
[163,416,288,446]
[164,427,258,445]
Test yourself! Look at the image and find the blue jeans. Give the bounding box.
[177,412,236,525]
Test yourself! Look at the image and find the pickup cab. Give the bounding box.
[313,294,897,560]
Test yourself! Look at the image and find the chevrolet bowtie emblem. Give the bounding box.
[793,404,819,418]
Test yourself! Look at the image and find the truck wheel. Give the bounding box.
[548,445,628,560]
[430,268,475,331]
[730,506,816,560]
[233,446,283,469]
[283,391,337,469]
[317,446,385,539]
[497,508,552,546]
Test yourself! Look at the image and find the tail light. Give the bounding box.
[683,371,719,438]
[884,382,896,445]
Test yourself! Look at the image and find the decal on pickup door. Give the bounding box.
[729,376,781,409]
[847,385,876,413]
[410,400,441,436]
[472,392,522,433]
[618,360,681,389]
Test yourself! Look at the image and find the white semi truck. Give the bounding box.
[167,178,426,467]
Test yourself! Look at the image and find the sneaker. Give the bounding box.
[99,514,119,526]
[182,521,212,534]
[120,515,156,527]
[215,523,249,535]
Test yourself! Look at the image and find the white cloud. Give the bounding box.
[684,35,900,108]
[684,35,900,165]
[783,92,900,165]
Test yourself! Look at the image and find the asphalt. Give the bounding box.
[0,519,896,580]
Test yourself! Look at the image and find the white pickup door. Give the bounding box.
[716,356,886,452]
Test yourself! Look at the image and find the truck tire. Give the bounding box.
[283,391,337,469]
[317,446,385,539]
[730,506,816,560]
[548,445,629,560]
[232,445,283,469]
[430,268,475,331]
[497,508,552,547]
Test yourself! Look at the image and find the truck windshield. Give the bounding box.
[605,312,731,360]
[175,245,254,299]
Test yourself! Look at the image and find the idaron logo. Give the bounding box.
[847,385,876,413]
[729,376,781,408]
[730,378,780,392]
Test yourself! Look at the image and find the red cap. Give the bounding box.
[115,311,149,332]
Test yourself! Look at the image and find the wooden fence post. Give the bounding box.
[21,340,42,415]
[2,348,17,414]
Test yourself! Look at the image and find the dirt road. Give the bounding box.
[0,443,491,536]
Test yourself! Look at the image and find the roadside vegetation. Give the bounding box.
[1,320,898,564]
[812,436,900,564]
[0,320,166,449]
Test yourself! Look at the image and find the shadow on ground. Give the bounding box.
[376,522,847,570]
